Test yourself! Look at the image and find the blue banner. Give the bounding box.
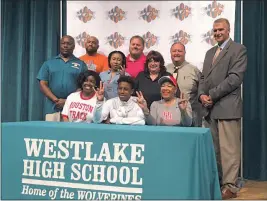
[2,121,221,200]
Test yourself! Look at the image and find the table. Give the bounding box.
[2,121,221,200]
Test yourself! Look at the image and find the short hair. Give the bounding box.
[214,18,230,31]
[130,35,145,47]
[170,42,186,52]
[87,36,99,45]
[77,70,101,89]
[144,50,167,75]
[108,51,127,69]
[117,76,135,89]
[61,35,75,44]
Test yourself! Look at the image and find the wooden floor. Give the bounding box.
[233,180,267,200]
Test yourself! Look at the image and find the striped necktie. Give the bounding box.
[212,47,222,64]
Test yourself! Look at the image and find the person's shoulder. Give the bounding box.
[230,40,247,50]
[96,53,108,59]
[68,91,80,99]
[151,100,161,107]
[79,54,88,60]
[136,71,145,78]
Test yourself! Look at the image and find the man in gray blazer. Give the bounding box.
[198,18,247,199]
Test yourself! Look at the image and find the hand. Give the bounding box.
[178,93,188,111]
[200,94,213,107]
[119,65,126,76]
[94,81,104,101]
[55,99,66,109]
[136,91,148,110]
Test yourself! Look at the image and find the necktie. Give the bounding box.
[212,47,222,64]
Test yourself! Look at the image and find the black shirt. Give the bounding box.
[134,71,173,109]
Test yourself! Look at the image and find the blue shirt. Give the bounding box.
[219,37,231,50]
[37,54,87,114]
[100,70,130,100]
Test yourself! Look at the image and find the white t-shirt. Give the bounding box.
[62,91,98,123]
[93,96,145,125]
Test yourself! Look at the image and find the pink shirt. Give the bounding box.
[126,53,146,78]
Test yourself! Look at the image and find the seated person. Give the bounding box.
[136,75,192,126]
[100,51,130,100]
[61,70,103,123]
[93,76,145,125]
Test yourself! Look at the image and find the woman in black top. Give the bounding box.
[134,50,180,109]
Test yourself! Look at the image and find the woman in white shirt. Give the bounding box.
[93,76,145,125]
[61,70,103,123]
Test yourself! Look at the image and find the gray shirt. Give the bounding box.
[166,61,203,126]
[146,98,192,126]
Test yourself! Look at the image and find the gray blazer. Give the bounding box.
[198,39,247,119]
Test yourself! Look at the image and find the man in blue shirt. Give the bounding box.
[37,35,87,120]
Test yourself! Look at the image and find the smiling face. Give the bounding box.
[82,75,96,95]
[129,37,144,59]
[170,43,185,66]
[147,58,160,74]
[110,53,123,71]
[213,21,230,45]
[118,81,133,102]
[160,81,176,100]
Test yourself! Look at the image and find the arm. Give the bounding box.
[93,100,109,123]
[61,96,71,122]
[110,104,145,125]
[145,102,157,125]
[180,102,193,127]
[37,62,59,103]
[39,80,59,103]
[209,46,247,102]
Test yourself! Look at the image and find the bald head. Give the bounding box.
[86,36,99,55]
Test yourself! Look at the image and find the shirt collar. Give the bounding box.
[55,54,77,61]
[218,37,230,50]
[126,53,146,62]
[173,60,189,70]
[107,69,120,75]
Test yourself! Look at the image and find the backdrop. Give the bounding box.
[66,1,235,71]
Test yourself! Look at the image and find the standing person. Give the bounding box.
[198,18,247,199]
[100,51,129,100]
[37,35,87,121]
[61,70,102,123]
[135,50,173,109]
[79,36,109,73]
[126,35,146,78]
[166,42,203,127]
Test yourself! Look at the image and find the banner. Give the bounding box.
[66,1,235,71]
[2,122,221,200]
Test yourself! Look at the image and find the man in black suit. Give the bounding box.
[198,18,247,199]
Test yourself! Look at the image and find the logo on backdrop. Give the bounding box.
[76,6,95,23]
[142,31,159,49]
[170,3,191,21]
[107,6,127,23]
[75,32,90,48]
[106,32,125,49]
[138,5,160,23]
[202,1,224,18]
[169,30,191,45]
[202,29,217,46]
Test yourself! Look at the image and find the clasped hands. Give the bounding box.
[200,94,213,108]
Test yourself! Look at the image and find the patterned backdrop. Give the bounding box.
[67,1,235,71]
